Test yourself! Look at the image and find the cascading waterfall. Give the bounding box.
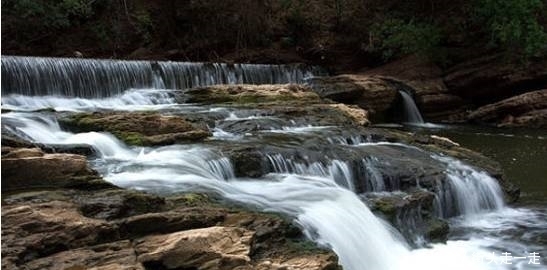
[432,155,505,218]
[266,154,355,191]
[399,90,425,124]
[4,57,536,270]
[1,107,510,270]
[1,55,324,98]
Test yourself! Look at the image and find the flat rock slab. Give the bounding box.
[1,148,103,191]
[182,84,322,105]
[135,226,254,269]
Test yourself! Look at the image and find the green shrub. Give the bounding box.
[132,10,154,44]
[475,0,547,57]
[371,18,442,60]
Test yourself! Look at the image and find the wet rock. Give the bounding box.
[36,143,97,156]
[262,104,369,127]
[216,118,287,133]
[59,112,211,146]
[467,89,547,128]
[367,190,449,244]
[308,75,398,116]
[1,201,118,264]
[425,218,450,243]
[1,133,97,156]
[1,148,108,191]
[1,134,34,148]
[225,146,267,178]
[134,226,254,269]
[223,211,300,244]
[182,84,322,105]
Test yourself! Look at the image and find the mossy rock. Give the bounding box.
[59,112,211,146]
[167,193,216,207]
[425,218,449,242]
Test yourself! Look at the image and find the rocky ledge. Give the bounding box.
[1,147,341,270]
[467,89,547,128]
[310,54,547,127]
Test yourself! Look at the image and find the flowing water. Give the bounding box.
[398,90,425,124]
[2,56,546,269]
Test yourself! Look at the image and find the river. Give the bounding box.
[2,56,546,269]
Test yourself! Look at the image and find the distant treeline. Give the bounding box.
[2,0,546,69]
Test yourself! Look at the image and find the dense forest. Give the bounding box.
[2,0,546,71]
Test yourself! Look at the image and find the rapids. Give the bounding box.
[2,56,545,269]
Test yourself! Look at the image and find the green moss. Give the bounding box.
[60,113,104,132]
[167,192,216,207]
[373,199,398,216]
[116,131,146,146]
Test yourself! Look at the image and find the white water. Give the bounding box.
[1,55,323,97]
[266,154,356,191]
[434,155,505,217]
[2,110,514,270]
[1,89,178,112]
[399,90,425,124]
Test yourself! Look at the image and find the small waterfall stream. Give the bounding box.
[399,90,425,124]
[2,56,544,270]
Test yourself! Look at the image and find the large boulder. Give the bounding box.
[307,75,399,117]
[443,55,547,105]
[59,112,211,146]
[467,89,547,128]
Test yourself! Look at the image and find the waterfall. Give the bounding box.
[399,90,425,123]
[1,55,324,98]
[433,155,505,218]
[1,56,519,270]
[2,110,506,270]
[266,154,355,191]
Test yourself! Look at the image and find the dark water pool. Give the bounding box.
[404,124,547,206]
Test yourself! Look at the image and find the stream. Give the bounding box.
[2,56,546,270]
